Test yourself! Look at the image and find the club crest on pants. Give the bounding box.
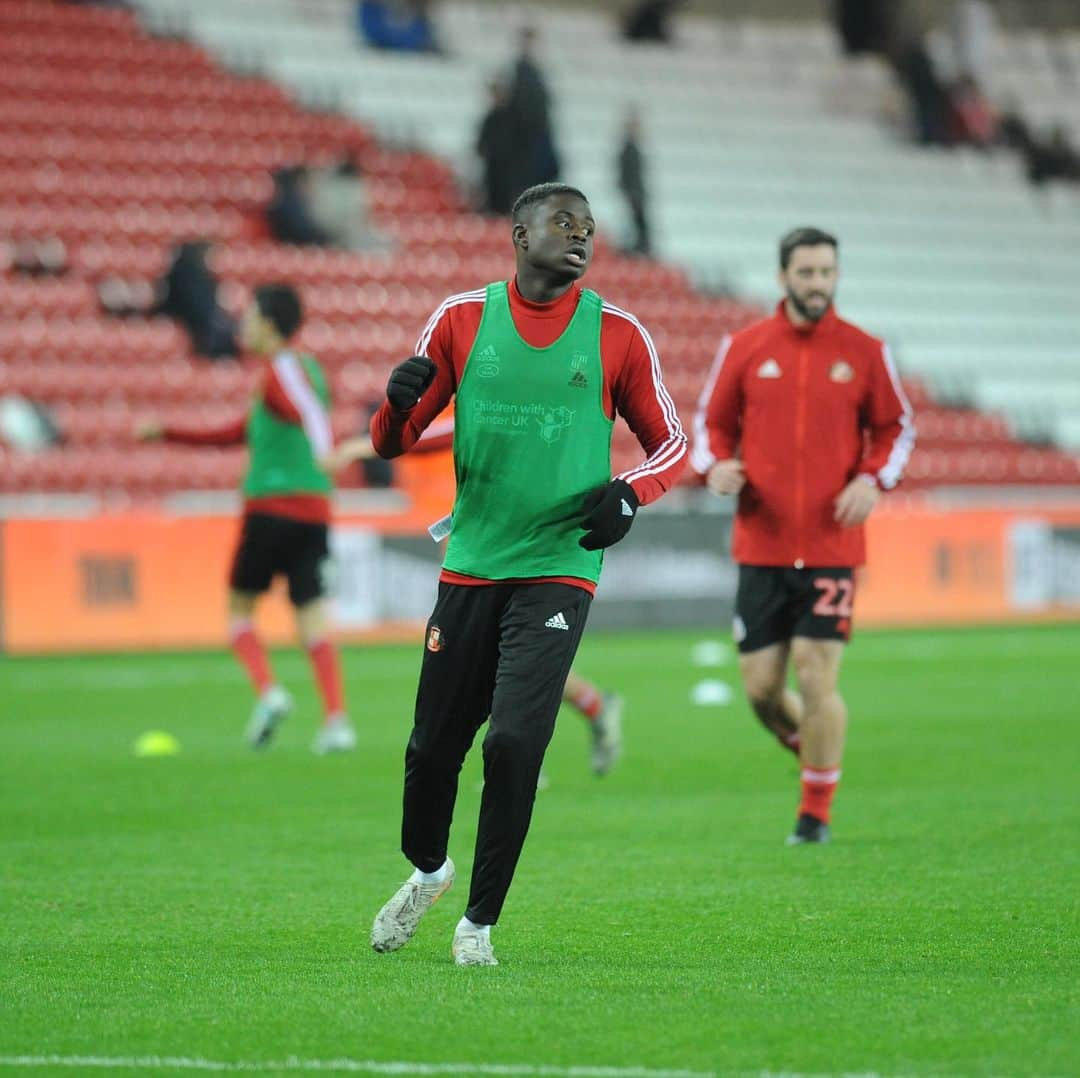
[426,625,445,652]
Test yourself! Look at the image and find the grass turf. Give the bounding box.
[1,624,1078,1077]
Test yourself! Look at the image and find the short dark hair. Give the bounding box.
[254,283,303,340]
[512,183,589,223]
[779,227,838,269]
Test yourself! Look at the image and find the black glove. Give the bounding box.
[579,479,639,551]
[386,355,436,411]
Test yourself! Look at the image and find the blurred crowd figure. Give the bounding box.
[833,0,1080,187]
[508,28,560,189]
[617,107,652,256]
[622,0,682,45]
[267,158,391,252]
[97,241,236,360]
[155,241,238,360]
[267,166,331,247]
[1003,118,1080,186]
[476,77,518,216]
[475,27,560,215]
[94,144,397,361]
[355,0,439,53]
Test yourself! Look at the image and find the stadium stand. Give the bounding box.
[132,0,1080,451]
[1,0,1078,499]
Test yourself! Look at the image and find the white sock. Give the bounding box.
[457,916,490,938]
[409,861,448,886]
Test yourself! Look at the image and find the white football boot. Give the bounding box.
[590,693,624,775]
[452,922,498,967]
[312,717,357,755]
[245,685,293,749]
[371,859,456,953]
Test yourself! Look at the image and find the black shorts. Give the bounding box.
[733,565,855,653]
[229,512,330,606]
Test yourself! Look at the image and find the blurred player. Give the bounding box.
[692,227,915,845]
[137,284,356,755]
[562,671,622,774]
[364,183,685,965]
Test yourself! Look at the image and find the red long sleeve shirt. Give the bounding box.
[372,278,687,592]
[162,353,333,524]
[692,301,915,568]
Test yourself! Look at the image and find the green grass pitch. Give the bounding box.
[2,624,1078,1077]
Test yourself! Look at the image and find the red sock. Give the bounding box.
[799,766,841,823]
[566,680,603,721]
[229,620,274,695]
[307,638,345,723]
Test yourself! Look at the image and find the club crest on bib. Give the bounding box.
[568,353,589,388]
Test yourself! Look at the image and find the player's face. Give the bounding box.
[519,195,595,281]
[780,244,838,322]
[241,303,269,354]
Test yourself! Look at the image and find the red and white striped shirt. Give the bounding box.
[163,351,333,524]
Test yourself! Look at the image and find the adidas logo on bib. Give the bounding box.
[544,611,570,631]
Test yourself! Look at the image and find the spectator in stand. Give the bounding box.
[832,0,895,56]
[622,0,681,45]
[154,241,237,360]
[616,106,651,256]
[508,27,559,190]
[891,31,952,146]
[997,108,1080,188]
[832,1,952,148]
[356,0,439,54]
[267,166,334,248]
[476,77,518,216]
[949,74,998,148]
[308,155,392,253]
[1025,124,1080,187]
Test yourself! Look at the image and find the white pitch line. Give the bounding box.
[0,1059,913,1078]
[0,1058,733,1078]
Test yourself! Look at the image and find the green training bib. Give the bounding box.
[444,282,613,582]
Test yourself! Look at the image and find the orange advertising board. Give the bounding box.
[858,503,1080,626]
[1,500,1078,653]
[2,514,286,652]
[0,504,440,654]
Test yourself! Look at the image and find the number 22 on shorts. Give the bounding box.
[813,577,854,618]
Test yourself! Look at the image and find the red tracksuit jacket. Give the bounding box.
[692,301,915,568]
